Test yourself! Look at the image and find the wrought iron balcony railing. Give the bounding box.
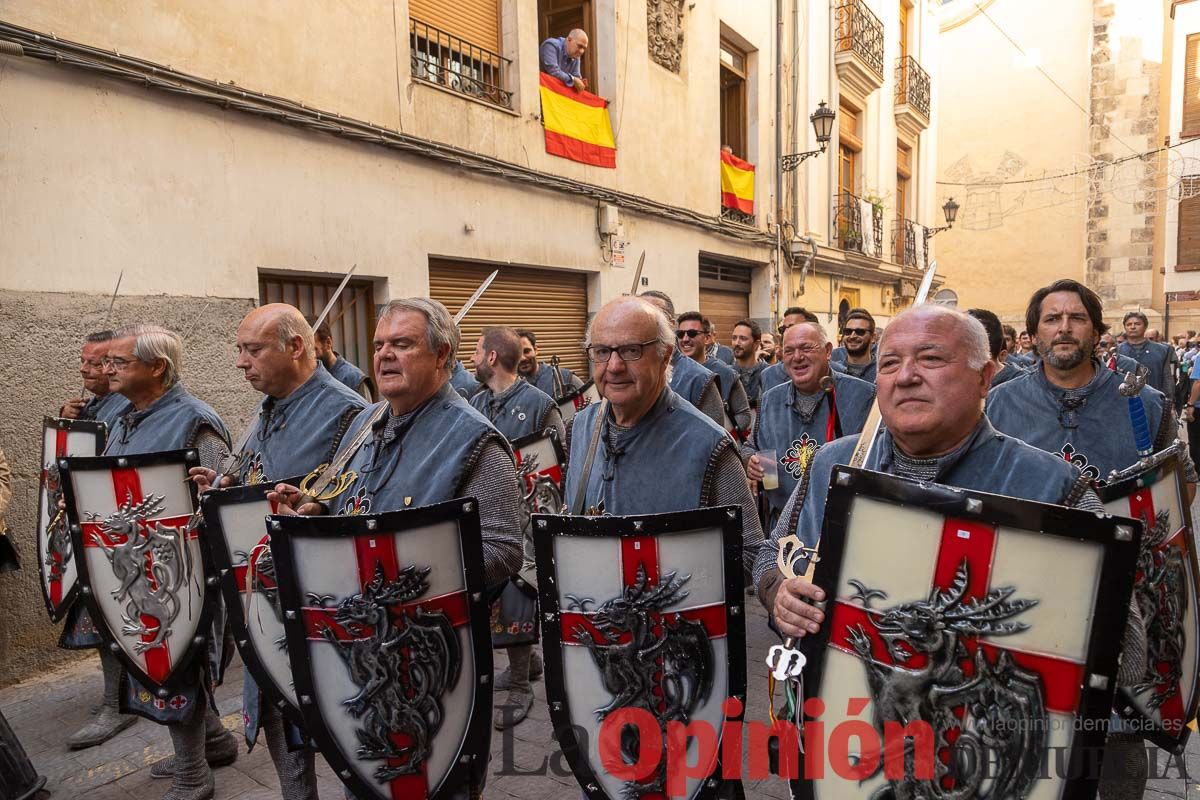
[833,192,883,258]
[410,18,513,110]
[895,55,931,120]
[720,207,757,226]
[893,216,918,267]
[834,0,885,79]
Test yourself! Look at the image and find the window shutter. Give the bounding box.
[1185,34,1200,137]
[1179,176,1200,269]
[428,260,590,376]
[410,0,501,54]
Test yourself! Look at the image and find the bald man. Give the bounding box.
[540,27,589,91]
[184,304,367,798]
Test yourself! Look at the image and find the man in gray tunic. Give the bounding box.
[517,329,584,400]
[677,311,752,435]
[269,299,524,799]
[730,319,768,408]
[638,291,725,426]
[91,325,232,800]
[743,321,874,528]
[184,305,366,799]
[58,330,130,428]
[1119,310,1176,400]
[470,326,561,727]
[312,320,373,400]
[830,307,877,383]
[761,307,841,394]
[563,296,763,574]
[756,305,1149,800]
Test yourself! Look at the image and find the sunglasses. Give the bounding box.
[841,328,871,337]
[675,330,704,339]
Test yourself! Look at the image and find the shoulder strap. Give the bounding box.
[570,399,609,515]
[301,403,389,501]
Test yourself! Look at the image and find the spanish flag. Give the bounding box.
[720,151,755,215]
[539,72,616,168]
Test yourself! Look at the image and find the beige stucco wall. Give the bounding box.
[934,0,1091,324]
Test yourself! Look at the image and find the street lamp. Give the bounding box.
[781,101,836,172]
[923,197,960,250]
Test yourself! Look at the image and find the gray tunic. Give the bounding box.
[81,391,131,430]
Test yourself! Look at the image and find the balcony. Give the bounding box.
[834,0,885,99]
[410,18,513,111]
[833,192,884,259]
[894,55,931,137]
[892,217,928,268]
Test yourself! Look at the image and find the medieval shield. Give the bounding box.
[200,479,305,727]
[512,427,566,515]
[558,380,601,425]
[1098,442,1200,754]
[795,467,1140,800]
[270,499,492,800]
[59,449,216,696]
[37,416,106,621]
[534,507,747,800]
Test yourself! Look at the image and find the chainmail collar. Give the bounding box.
[371,383,455,447]
[875,417,993,483]
[602,388,673,459]
[1033,358,1109,429]
[787,380,827,423]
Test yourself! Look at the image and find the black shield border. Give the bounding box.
[533,506,748,800]
[1097,445,1200,754]
[199,478,306,729]
[792,466,1141,800]
[38,416,107,621]
[557,380,598,417]
[59,448,216,697]
[270,498,492,800]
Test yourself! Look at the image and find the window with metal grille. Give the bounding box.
[258,273,377,379]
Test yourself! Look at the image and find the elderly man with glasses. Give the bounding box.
[830,307,878,383]
[563,296,763,572]
[638,290,725,426]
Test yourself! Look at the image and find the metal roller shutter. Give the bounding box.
[429,259,590,376]
[699,289,750,347]
[410,0,501,53]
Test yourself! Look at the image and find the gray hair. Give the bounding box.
[113,324,183,387]
[379,297,459,370]
[584,297,675,381]
[638,290,676,321]
[273,308,315,359]
[878,305,990,371]
[784,321,828,347]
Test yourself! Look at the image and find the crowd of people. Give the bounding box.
[27,276,1192,800]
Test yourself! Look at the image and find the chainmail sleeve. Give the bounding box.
[458,438,525,586]
[189,425,232,472]
[727,379,753,434]
[1154,398,1199,482]
[698,379,725,427]
[702,444,763,581]
[539,404,568,446]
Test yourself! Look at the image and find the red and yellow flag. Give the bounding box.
[539,72,616,168]
[720,151,755,215]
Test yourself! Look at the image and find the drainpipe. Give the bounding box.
[791,0,801,229]
[775,0,785,323]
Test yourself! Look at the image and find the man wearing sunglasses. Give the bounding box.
[677,312,752,437]
[831,308,878,383]
[639,290,725,426]
[563,296,763,568]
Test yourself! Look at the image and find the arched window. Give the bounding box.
[933,289,958,307]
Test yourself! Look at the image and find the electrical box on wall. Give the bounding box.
[599,204,620,235]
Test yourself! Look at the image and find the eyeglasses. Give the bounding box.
[675,329,704,340]
[80,359,105,368]
[783,344,823,358]
[102,356,137,369]
[586,340,659,363]
[841,328,871,338]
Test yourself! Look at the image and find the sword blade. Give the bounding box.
[914,259,938,306]
[311,263,358,332]
[453,269,499,325]
[629,251,646,295]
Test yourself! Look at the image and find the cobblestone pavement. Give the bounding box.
[3,592,1200,799]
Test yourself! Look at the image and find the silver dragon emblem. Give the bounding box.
[311,562,460,781]
[844,559,1047,799]
[567,565,713,799]
[518,451,564,515]
[86,492,194,653]
[1131,509,1187,711]
[43,462,74,580]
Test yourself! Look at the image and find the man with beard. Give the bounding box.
[89,324,231,800]
[1119,311,1177,400]
[469,326,560,728]
[830,308,877,383]
[184,305,366,799]
[311,320,373,400]
[59,331,130,428]
[730,319,768,407]
[1002,324,1033,368]
[564,295,762,561]
[677,312,752,435]
[270,299,524,797]
[514,329,584,401]
[638,291,725,426]
[743,321,873,527]
[759,331,778,364]
[967,308,1026,388]
[755,304,1149,800]
[987,280,1194,486]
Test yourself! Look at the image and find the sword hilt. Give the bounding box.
[766,636,806,680]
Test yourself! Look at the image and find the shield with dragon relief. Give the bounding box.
[59,449,216,696]
[270,499,491,800]
[511,428,566,516]
[37,417,107,621]
[534,507,746,800]
[1098,442,1200,754]
[794,467,1140,800]
[558,380,601,426]
[200,478,306,728]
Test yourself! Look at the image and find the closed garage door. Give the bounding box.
[429,259,590,376]
[699,289,749,346]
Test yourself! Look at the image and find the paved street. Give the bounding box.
[3,592,1200,799]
